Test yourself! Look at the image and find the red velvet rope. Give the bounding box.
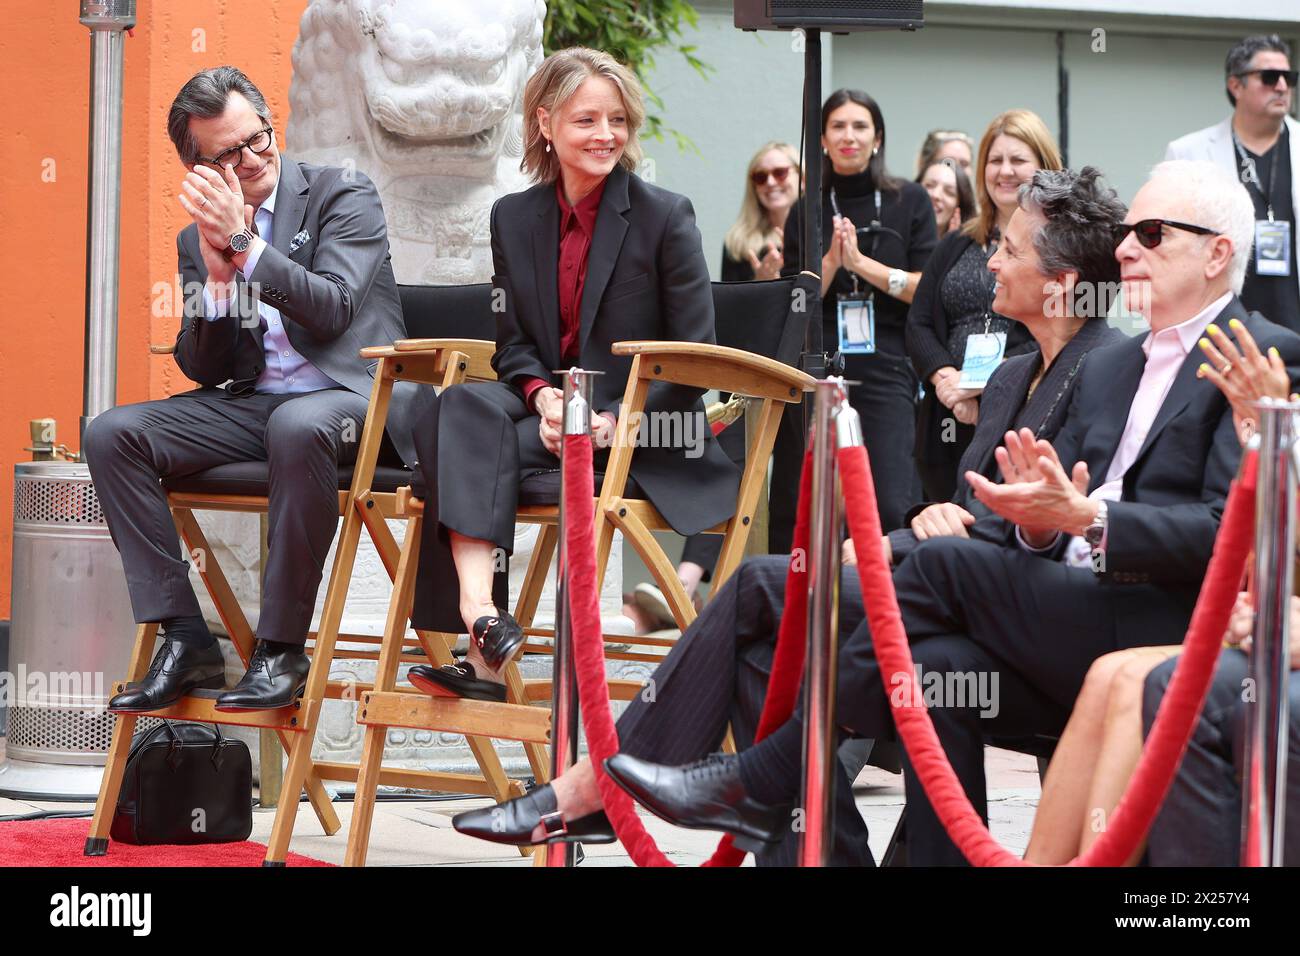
[837,444,1258,866]
[562,426,1256,867]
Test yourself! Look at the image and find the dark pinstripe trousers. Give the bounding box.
[613,554,875,866]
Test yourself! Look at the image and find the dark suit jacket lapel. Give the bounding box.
[1089,337,1147,488]
[1130,297,1246,469]
[579,167,631,354]
[531,187,561,370]
[270,158,309,254]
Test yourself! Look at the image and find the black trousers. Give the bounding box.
[614,554,875,866]
[408,380,608,633]
[826,536,1194,864]
[1143,650,1300,866]
[844,351,922,533]
[82,387,371,644]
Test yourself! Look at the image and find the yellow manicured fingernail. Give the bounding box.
[1198,363,1209,376]
[1198,338,1212,350]
[1229,318,1244,330]
[1207,323,1221,336]
[1270,347,1280,358]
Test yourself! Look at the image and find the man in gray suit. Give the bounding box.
[1165,34,1300,330]
[85,66,413,712]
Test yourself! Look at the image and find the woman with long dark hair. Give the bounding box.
[782,88,939,531]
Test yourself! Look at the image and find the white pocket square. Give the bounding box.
[289,230,311,253]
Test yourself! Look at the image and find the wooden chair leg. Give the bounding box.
[345,512,423,867]
[512,522,557,783]
[178,506,341,837]
[85,622,158,854]
[263,699,325,865]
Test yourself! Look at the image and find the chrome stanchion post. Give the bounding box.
[1243,398,1298,866]
[799,379,860,866]
[546,368,596,867]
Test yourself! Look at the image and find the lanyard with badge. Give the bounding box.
[1233,132,1292,278]
[957,265,1007,389]
[831,187,881,354]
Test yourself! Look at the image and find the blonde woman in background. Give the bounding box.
[721,141,803,281]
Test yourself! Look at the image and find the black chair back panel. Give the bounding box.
[710,276,812,367]
[398,283,496,341]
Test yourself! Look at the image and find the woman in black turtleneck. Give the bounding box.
[782,89,938,530]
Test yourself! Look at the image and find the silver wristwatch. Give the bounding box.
[887,268,907,296]
[1084,500,1108,553]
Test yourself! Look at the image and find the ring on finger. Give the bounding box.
[1221,361,1233,376]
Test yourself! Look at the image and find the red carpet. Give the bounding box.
[0,819,334,867]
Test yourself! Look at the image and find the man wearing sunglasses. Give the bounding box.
[1166,34,1299,332]
[84,67,415,713]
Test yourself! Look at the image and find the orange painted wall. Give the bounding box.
[0,1,309,618]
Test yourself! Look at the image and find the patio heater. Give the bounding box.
[0,0,142,799]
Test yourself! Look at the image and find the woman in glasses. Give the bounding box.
[908,109,1062,504]
[721,142,802,282]
[781,89,938,532]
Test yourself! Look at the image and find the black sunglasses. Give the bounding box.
[1114,219,1218,249]
[198,126,274,168]
[1234,68,1298,88]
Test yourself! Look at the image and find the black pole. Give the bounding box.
[802,28,825,379]
[1056,31,1069,168]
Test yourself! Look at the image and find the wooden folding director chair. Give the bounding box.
[344,276,817,866]
[86,283,526,866]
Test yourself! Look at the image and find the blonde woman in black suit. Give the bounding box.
[404,48,739,705]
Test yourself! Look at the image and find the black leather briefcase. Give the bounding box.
[111,721,252,845]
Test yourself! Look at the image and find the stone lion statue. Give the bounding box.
[287,0,546,284]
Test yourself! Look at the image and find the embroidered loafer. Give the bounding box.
[452,783,616,846]
[408,660,506,702]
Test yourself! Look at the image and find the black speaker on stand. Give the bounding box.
[732,2,924,546]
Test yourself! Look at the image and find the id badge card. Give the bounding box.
[957,331,1007,389]
[837,294,875,354]
[1255,220,1292,277]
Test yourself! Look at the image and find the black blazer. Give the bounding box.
[907,230,1035,465]
[889,319,1125,565]
[968,299,1300,646]
[489,165,740,535]
[173,158,416,466]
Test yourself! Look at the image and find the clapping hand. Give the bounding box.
[965,427,1093,544]
[1196,319,1295,445]
[746,241,784,281]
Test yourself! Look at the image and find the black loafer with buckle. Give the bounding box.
[471,610,525,670]
[452,783,616,846]
[408,660,506,702]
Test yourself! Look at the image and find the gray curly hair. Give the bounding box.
[1018,166,1126,289]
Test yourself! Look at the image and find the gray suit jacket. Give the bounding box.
[173,158,416,465]
[1165,115,1300,307]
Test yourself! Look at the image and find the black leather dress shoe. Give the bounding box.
[603,752,789,853]
[471,610,525,670]
[108,638,226,713]
[452,783,616,846]
[214,642,310,712]
[408,660,506,702]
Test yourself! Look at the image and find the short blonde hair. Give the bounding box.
[963,109,1063,246]
[522,47,645,184]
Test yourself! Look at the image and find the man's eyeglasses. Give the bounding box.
[197,126,274,168]
[1114,219,1219,249]
[1233,68,1298,88]
[751,166,793,186]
